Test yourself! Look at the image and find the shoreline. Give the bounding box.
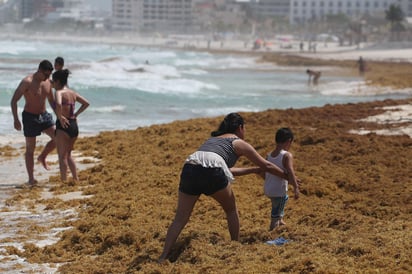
[2,31,412,62]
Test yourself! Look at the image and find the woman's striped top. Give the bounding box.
[197,137,239,168]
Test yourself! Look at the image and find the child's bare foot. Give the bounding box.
[37,156,50,170]
[269,219,280,231]
[279,219,287,226]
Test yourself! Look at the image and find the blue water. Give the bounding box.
[1,38,411,144]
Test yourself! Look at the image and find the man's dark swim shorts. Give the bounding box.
[22,111,54,137]
[179,163,228,196]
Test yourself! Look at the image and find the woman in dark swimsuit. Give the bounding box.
[52,69,89,182]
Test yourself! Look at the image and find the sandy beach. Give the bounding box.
[0,33,411,273]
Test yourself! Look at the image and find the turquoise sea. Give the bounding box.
[1,38,411,145]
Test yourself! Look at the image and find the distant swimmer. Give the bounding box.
[126,68,146,73]
[306,69,321,86]
[98,57,121,63]
[54,56,64,71]
[357,56,366,76]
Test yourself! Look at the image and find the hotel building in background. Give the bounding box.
[1,0,411,33]
[111,0,193,32]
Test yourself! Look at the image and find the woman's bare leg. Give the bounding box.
[55,130,70,181]
[211,184,239,241]
[67,137,78,181]
[158,191,199,263]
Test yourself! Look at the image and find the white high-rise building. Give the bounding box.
[406,0,412,16]
[112,0,193,32]
[249,0,290,18]
[290,0,408,24]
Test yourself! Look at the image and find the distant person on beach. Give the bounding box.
[52,69,89,182]
[263,128,300,230]
[10,60,56,186]
[312,43,317,53]
[306,69,321,86]
[357,56,366,76]
[54,56,64,71]
[158,112,290,263]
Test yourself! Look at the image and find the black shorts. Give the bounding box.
[56,118,79,138]
[179,163,228,196]
[22,111,54,137]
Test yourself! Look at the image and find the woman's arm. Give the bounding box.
[230,166,261,176]
[233,139,287,179]
[74,92,90,118]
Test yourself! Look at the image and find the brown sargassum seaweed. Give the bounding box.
[3,56,412,273]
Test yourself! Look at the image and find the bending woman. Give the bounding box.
[52,69,89,182]
[158,112,290,263]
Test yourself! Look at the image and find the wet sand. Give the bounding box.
[0,46,411,273]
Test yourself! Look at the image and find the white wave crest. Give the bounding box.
[91,105,126,113]
[319,81,412,96]
[0,106,11,114]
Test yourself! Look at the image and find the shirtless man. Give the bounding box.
[306,69,321,86]
[11,60,56,186]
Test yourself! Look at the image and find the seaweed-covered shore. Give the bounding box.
[1,52,411,273]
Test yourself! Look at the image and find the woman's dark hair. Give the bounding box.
[275,127,294,143]
[211,112,244,137]
[52,69,71,86]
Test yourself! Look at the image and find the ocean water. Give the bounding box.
[1,38,411,145]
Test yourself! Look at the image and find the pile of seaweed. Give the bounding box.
[5,97,410,273]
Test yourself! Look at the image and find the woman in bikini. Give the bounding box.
[52,69,89,182]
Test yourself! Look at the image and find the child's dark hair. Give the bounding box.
[275,127,294,143]
[55,56,64,66]
[211,113,244,137]
[38,60,53,71]
[52,69,71,86]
